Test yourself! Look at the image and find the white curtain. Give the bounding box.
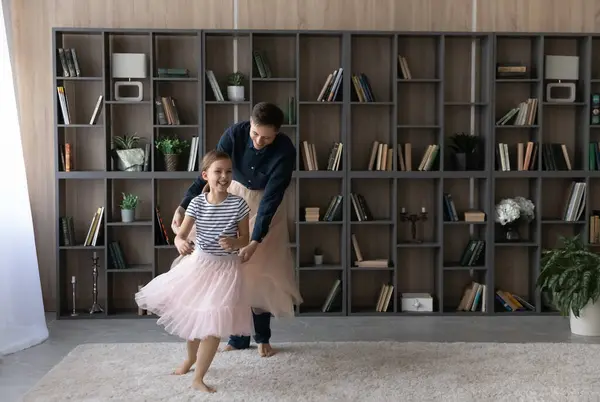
[0,0,49,356]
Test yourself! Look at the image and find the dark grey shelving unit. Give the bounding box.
[53,28,599,319]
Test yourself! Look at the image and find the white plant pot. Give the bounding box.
[121,208,135,223]
[570,299,600,336]
[314,255,323,265]
[227,86,245,102]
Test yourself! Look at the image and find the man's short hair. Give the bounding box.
[251,102,284,130]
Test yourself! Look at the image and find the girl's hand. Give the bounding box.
[239,241,258,263]
[219,236,237,252]
[175,236,194,255]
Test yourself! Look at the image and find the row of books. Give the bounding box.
[56,87,103,125]
[300,141,343,171]
[59,207,105,247]
[457,239,486,267]
[366,142,437,172]
[317,68,343,102]
[496,98,538,126]
[458,282,535,313]
[57,48,82,77]
[155,96,182,125]
[562,181,586,222]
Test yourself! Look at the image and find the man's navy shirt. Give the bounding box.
[180,121,296,242]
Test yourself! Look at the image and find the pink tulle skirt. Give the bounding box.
[134,250,253,341]
[186,181,303,318]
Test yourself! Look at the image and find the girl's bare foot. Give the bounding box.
[172,359,195,375]
[220,344,237,352]
[192,379,216,393]
[258,343,276,357]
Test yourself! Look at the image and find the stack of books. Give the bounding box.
[304,207,320,222]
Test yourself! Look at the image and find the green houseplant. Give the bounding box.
[111,133,145,172]
[226,71,246,102]
[119,192,139,223]
[536,234,600,336]
[447,132,482,171]
[155,135,190,172]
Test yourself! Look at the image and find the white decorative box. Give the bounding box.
[401,293,433,312]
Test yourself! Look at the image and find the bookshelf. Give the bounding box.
[53,28,598,319]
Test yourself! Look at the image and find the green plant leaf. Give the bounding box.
[112,134,141,150]
[227,71,245,86]
[120,192,139,210]
[155,135,190,155]
[536,234,600,317]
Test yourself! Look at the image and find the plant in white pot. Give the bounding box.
[314,247,323,265]
[112,133,145,172]
[537,234,600,336]
[226,71,246,102]
[120,193,139,223]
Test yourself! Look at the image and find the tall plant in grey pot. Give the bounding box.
[155,135,189,172]
[120,193,139,223]
[537,234,600,336]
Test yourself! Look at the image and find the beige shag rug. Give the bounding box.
[23,341,600,401]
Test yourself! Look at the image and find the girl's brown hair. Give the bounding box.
[200,150,231,193]
[201,149,231,172]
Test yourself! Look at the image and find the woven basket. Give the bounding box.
[164,153,179,172]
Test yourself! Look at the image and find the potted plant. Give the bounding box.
[447,132,482,171]
[537,234,600,336]
[112,133,145,172]
[226,71,246,102]
[314,247,323,265]
[120,192,139,223]
[494,196,535,241]
[155,135,189,172]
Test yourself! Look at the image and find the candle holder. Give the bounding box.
[89,252,104,314]
[400,207,428,243]
[71,276,78,317]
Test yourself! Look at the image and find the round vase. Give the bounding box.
[503,223,520,241]
[314,255,323,265]
[453,153,467,171]
[227,86,245,102]
[121,208,135,223]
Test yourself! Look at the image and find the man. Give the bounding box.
[171,102,302,357]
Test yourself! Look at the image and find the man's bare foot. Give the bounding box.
[192,379,216,393]
[172,359,195,375]
[220,344,238,352]
[258,343,276,357]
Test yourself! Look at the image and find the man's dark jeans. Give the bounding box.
[228,310,271,348]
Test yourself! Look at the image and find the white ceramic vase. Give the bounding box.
[227,86,245,102]
[570,299,600,336]
[314,254,323,265]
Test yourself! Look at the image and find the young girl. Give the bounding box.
[135,150,254,393]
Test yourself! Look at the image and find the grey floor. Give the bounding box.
[3,313,600,401]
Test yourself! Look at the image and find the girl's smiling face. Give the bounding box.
[202,158,233,193]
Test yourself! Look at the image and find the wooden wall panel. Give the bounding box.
[477,0,600,32]
[237,0,473,31]
[9,0,600,311]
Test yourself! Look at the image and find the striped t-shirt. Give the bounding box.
[185,193,250,256]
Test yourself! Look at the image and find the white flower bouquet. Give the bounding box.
[495,196,535,226]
